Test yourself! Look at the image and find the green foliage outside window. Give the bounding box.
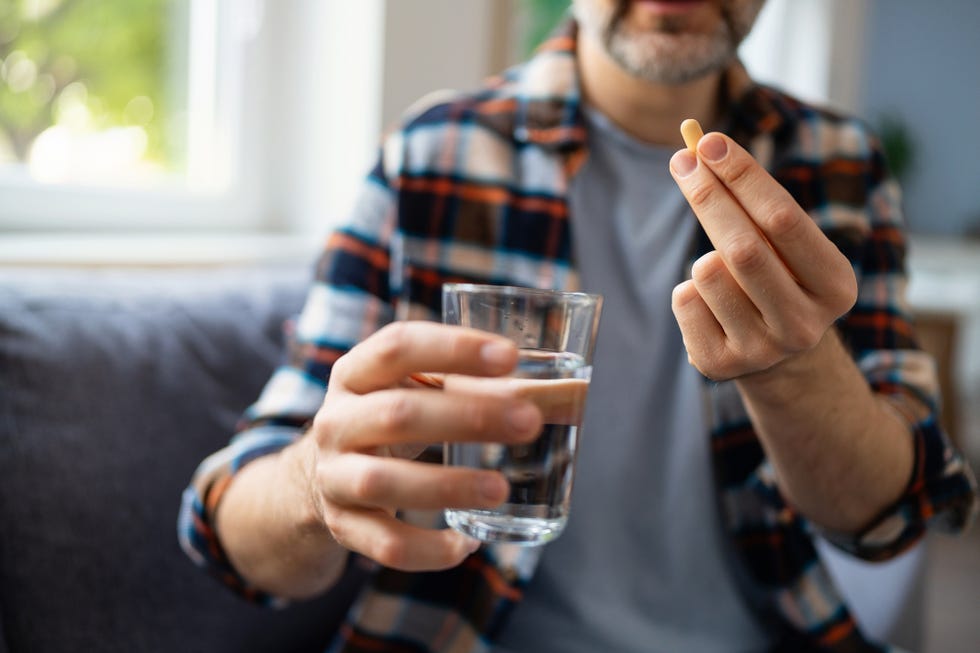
[0,0,171,167]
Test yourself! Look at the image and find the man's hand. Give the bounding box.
[668,131,914,534]
[668,132,858,381]
[215,322,544,598]
[304,321,543,571]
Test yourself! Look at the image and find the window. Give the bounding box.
[0,0,384,236]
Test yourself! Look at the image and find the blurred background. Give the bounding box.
[0,0,976,650]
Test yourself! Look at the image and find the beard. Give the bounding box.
[573,0,765,85]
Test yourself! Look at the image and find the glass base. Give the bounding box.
[445,509,566,546]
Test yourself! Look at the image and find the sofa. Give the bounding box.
[0,264,367,653]
[0,263,928,652]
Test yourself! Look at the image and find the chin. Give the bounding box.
[608,29,734,84]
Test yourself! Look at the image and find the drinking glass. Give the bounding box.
[441,283,602,546]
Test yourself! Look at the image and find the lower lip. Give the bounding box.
[633,0,708,14]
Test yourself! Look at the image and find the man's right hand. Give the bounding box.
[297,321,543,571]
[216,322,543,598]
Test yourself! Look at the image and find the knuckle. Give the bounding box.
[328,352,352,385]
[379,393,415,432]
[310,409,338,446]
[320,501,344,531]
[351,461,387,502]
[721,340,770,379]
[729,337,766,368]
[832,294,857,319]
[778,317,822,353]
[757,341,785,370]
[322,508,351,547]
[686,179,717,210]
[723,153,755,189]
[460,400,491,434]
[445,329,471,362]
[434,472,461,505]
[310,406,333,433]
[690,343,738,381]
[726,234,768,274]
[701,361,735,382]
[374,322,411,366]
[831,269,859,315]
[373,533,409,569]
[763,204,805,241]
[797,323,824,352]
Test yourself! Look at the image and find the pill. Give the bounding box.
[680,118,703,153]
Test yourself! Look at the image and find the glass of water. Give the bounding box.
[442,283,602,546]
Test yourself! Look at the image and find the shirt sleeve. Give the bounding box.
[177,154,398,602]
[821,137,978,560]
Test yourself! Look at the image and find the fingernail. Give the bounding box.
[479,474,508,502]
[698,133,728,162]
[507,402,539,434]
[464,537,482,554]
[480,341,514,370]
[670,150,697,178]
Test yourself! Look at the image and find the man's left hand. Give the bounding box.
[668,132,858,381]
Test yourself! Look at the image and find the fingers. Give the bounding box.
[690,251,764,340]
[318,387,542,451]
[668,129,859,380]
[670,143,793,303]
[442,374,589,425]
[313,448,505,571]
[332,322,519,395]
[677,253,802,379]
[321,453,509,511]
[671,279,727,376]
[690,250,823,352]
[326,506,481,572]
[311,322,542,573]
[670,132,856,314]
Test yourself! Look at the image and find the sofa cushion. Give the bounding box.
[0,265,364,653]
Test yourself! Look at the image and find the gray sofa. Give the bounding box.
[0,265,365,653]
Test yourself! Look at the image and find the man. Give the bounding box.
[179,1,977,651]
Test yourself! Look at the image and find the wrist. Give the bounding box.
[735,328,844,403]
[271,436,351,595]
[280,435,333,540]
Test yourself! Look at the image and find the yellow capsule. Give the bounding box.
[680,118,704,153]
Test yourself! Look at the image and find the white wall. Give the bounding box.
[861,0,980,236]
[739,0,869,114]
[254,0,386,235]
[381,0,511,129]
[742,0,980,236]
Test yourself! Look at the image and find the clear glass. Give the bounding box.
[442,283,602,546]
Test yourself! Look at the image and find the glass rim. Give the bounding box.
[442,283,602,304]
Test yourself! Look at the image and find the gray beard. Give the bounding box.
[578,1,761,85]
[605,27,735,85]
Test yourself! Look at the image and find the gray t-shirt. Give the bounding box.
[493,108,774,652]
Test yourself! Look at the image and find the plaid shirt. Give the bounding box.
[179,22,978,653]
